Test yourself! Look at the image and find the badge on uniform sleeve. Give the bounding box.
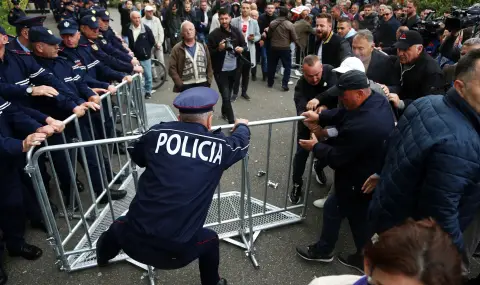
[92,10,96,14]
[91,16,96,22]
[102,39,107,44]
[64,21,70,27]
[105,11,109,16]
[91,44,98,51]
[48,29,53,35]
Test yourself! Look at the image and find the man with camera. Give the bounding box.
[208,8,247,124]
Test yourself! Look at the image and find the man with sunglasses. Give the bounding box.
[374,7,400,48]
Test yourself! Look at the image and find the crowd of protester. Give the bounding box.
[2,0,480,284]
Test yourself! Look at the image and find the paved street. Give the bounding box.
[4,8,480,285]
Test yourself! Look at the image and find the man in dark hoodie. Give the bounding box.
[257,3,276,81]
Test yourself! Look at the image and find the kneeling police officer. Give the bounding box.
[96,87,250,285]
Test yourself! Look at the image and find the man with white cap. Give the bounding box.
[142,5,165,66]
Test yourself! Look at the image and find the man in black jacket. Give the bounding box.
[257,3,276,81]
[386,31,445,114]
[374,7,400,48]
[207,8,247,124]
[295,70,395,272]
[290,55,337,204]
[314,13,352,68]
[127,11,155,99]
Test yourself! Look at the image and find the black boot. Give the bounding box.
[8,243,43,260]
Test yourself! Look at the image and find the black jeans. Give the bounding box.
[292,121,312,185]
[214,71,236,124]
[267,48,291,87]
[314,193,370,255]
[233,51,251,97]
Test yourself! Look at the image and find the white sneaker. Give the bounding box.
[313,197,327,209]
[288,80,294,85]
[294,70,303,76]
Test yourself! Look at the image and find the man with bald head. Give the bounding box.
[169,21,213,92]
[126,10,156,99]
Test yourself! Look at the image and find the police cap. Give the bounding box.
[334,70,370,93]
[11,0,19,5]
[14,15,46,28]
[96,9,110,21]
[79,8,96,18]
[173,87,219,114]
[0,26,6,36]
[79,15,99,29]
[29,26,62,45]
[58,18,78,35]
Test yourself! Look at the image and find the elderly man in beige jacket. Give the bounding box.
[142,5,165,67]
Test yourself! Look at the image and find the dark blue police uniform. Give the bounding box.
[58,19,126,87]
[79,16,134,73]
[96,9,132,59]
[96,87,250,285]
[7,5,26,26]
[7,16,46,52]
[0,97,44,266]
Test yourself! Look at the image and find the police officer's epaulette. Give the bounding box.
[59,47,65,52]
[57,56,68,60]
[98,34,104,38]
[11,50,31,55]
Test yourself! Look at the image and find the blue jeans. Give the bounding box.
[314,193,370,255]
[261,45,268,73]
[140,59,152,94]
[268,48,291,87]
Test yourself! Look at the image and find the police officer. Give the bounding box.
[96,9,132,56]
[8,15,46,52]
[7,0,26,26]
[59,0,77,21]
[0,96,56,285]
[79,15,143,74]
[96,87,250,285]
[28,26,128,203]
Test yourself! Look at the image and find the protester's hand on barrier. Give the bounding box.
[306,98,320,111]
[231,118,249,132]
[107,85,117,94]
[36,125,55,137]
[387,93,400,108]
[123,75,133,83]
[298,133,318,151]
[46,117,65,133]
[301,110,319,123]
[88,95,102,105]
[128,51,134,56]
[218,40,226,51]
[133,65,144,74]
[362,174,380,194]
[22,133,47,152]
[131,58,140,66]
[82,101,101,111]
[235,46,244,54]
[73,105,87,117]
[31,85,59,97]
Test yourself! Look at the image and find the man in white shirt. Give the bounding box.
[230,1,260,101]
[142,5,164,66]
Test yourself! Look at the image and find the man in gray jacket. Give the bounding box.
[267,6,298,91]
[230,1,261,101]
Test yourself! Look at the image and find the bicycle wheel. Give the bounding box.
[151,59,167,90]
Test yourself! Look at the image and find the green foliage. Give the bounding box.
[416,0,478,15]
[0,0,28,35]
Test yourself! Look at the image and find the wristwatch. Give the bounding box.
[26,86,33,96]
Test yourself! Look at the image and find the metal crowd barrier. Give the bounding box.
[25,97,314,282]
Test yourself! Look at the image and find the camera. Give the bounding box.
[224,38,234,52]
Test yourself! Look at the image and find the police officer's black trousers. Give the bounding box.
[314,193,370,255]
[98,216,221,285]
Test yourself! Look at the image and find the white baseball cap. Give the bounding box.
[145,5,154,11]
[332,57,366,74]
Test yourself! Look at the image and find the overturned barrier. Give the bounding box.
[25,92,314,283]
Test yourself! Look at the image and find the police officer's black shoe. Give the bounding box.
[98,190,128,204]
[289,184,302,204]
[8,243,43,260]
[76,177,85,192]
[0,261,7,285]
[296,245,333,263]
[112,172,126,185]
[217,278,228,285]
[145,93,152,99]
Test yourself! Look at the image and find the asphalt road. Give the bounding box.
[5,8,480,285]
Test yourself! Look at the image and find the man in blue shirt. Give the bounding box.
[96,87,250,285]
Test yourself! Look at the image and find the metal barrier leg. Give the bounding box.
[147,266,156,285]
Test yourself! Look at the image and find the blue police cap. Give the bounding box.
[0,26,6,35]
[14,15,46,28]
[79,15,99,29]
[58,18,78,35]
[96,9,110,21]
[12,0,19,5]
[29,26,62,45]
[79,8,96,18]
[173,87,219,114]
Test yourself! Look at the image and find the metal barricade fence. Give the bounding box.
[25,109,314,280]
